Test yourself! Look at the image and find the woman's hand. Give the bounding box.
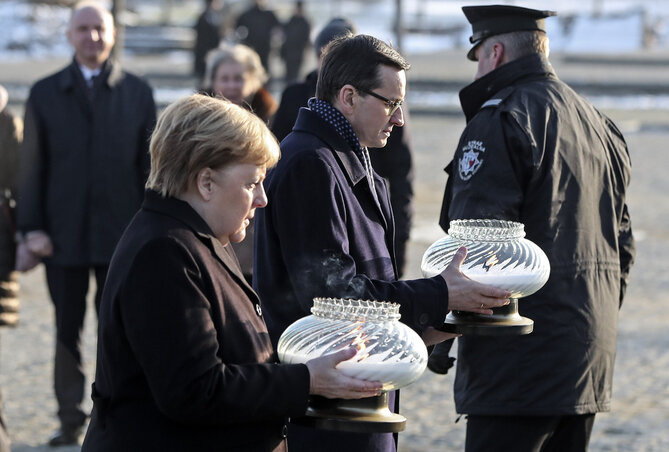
[305,347,383,399]
[440,246,511,314]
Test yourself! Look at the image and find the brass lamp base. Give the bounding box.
[289,392,406,433]
[437,299,533,336]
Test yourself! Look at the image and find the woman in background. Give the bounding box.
[201,43,278,284]
[202,42,277,123]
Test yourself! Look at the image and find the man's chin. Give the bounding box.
[230,231,247,243]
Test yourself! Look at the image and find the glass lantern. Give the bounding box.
[421,219,550,335]
[277,297,428,432]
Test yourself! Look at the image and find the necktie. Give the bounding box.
[87,75,97,99]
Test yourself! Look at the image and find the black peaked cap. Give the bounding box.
[463,5,556,60]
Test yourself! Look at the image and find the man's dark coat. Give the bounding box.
[440,54,635,416]
[271,69,414,275]
[255,107,449,452]
[17,60,156,266]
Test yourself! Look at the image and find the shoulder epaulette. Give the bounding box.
[480,98,502,109]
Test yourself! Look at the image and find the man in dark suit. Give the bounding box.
[254,33,511,452]
[16,2,156,446]
[271,18,415,277]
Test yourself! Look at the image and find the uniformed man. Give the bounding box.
[431,5,635,452]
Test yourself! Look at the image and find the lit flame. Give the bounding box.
[483,254,499,272]
[349,324,370,361]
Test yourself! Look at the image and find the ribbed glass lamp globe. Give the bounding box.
[278,298,428,391]
[422,219,550,298]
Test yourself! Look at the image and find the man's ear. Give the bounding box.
[335,84,357,116]
[492,42,506,69]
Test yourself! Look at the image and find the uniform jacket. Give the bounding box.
[82,190,310,451]
[270,70,414,275]
[254,107,448,452]
[439,53,635,416]
[17,59,156,266]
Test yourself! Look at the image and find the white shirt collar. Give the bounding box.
[79,65,101,81]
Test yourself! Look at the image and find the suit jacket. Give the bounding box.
[82,190,310,451]
[17,59,156,266]
[254,107,448,452]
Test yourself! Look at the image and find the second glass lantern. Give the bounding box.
[421,219,550,335]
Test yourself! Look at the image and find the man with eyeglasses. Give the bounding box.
[271,18,416,279]
[254,33,511,452]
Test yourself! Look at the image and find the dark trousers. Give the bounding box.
[45,263,108,429]
[465,414,596,452]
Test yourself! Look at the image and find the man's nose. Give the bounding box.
[391,106,404,127]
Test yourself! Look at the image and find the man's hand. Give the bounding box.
[15,241,41,272]
[25,230,53,257]
[421,327,460,346]
[440,246,510,314]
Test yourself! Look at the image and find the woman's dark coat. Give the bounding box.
[82,190,310,451]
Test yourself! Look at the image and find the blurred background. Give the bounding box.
[3,0,669,110]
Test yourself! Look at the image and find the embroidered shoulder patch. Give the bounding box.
[458,140,485,181]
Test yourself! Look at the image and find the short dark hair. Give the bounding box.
[315,34,410,105]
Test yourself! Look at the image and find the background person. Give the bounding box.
[280,0,311,84]
[193,0,224,82]
[254,33,511,452]
[202,42,278,284]
[16,1,156,446]
[81,94,382,451]
[0,83,23,452]
[202,42,278,123]
[434,5,636,452]
[270,18,415,277]
[235,0,280,80]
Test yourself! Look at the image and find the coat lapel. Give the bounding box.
[294,111,390,229]
[142,191,260,304]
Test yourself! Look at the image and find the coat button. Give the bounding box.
[419,313,429,326]
[255,303,262,317]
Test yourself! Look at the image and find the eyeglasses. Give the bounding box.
[356,87,403,116]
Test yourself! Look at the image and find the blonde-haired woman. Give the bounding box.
[203,43,278,123]
[202,43,278,284]
[82,95,380,451]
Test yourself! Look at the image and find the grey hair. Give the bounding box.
[483,30,549,60]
